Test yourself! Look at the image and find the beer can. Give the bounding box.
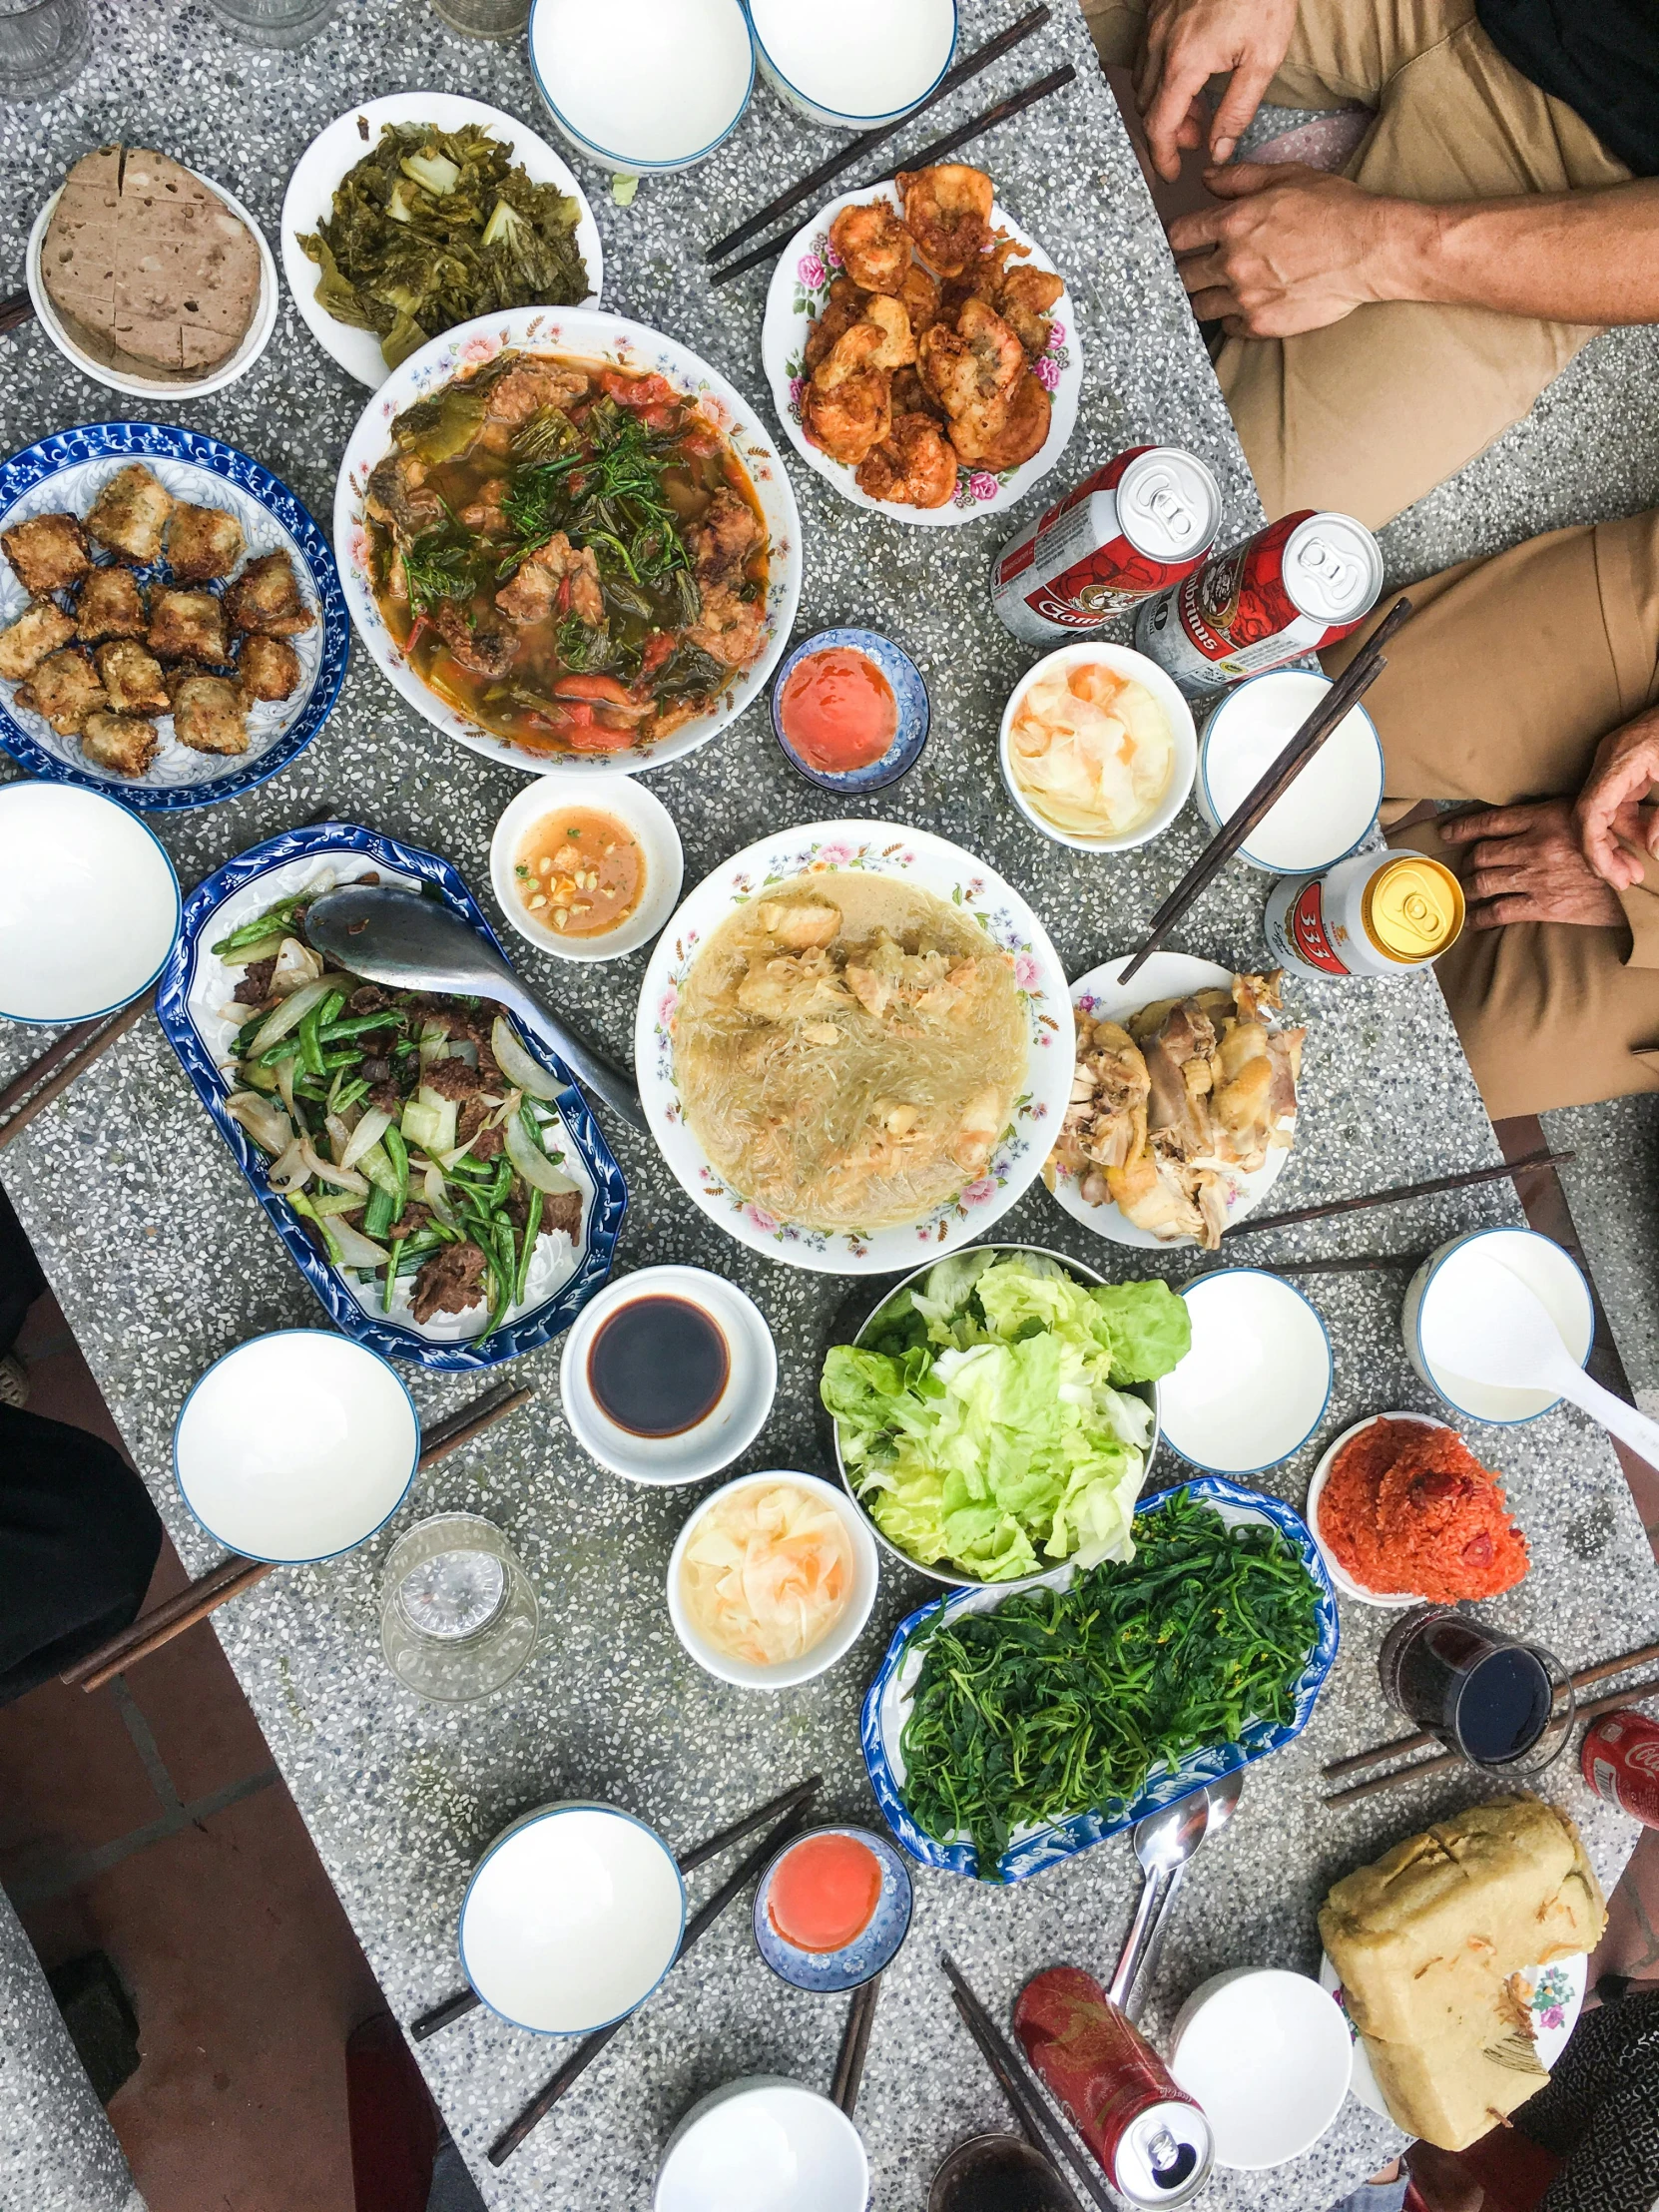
[1581,1710,1659,1827]
[1134,510,1383,695]
[1014,1967,1214,2208]
[990,445,1222,645]
[1263,848,1464,982]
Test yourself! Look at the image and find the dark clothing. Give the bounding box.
[1527,1989,1659,2212]
[0,1405,162,1703]
[1478,0,1659,175]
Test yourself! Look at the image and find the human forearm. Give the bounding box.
[1380,179,1659,324]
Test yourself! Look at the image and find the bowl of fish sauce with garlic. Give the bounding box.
[770,628,929,794]
[490,773,683,962]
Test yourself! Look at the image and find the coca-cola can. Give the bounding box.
[1134,510,1383,694]
[990,445,1222,645]
[1581,1710,1659,1826]
[1263,847,1464,983]
[1013,1967,1213,2208]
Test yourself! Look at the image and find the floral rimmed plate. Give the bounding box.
[333,305,803,782]
[761,181,1082,527]
[1320,1950,1587,2122]
[633,819,1073,1275]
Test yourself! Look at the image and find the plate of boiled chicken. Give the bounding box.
[762,165,1082,523]
[1044,954,1305,1250]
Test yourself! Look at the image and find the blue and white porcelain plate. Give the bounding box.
[861,1476,1341,1884]
[752,1825,913,1993]
[155,822,627,1372]
[0,423,347,810]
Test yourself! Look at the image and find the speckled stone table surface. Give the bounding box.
[1,5,1655,2208]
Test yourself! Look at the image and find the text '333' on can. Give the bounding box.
[990,445,1222,645]
[1264,848,1464,982]
[1581,1710,1659,1827]
[1133,510,1382,694]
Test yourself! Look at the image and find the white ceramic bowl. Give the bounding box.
[1169,1967,1352,2169]
[998,642,1198,854]
[528,0,754,174]
[334,305,802,784]
[460,1802,685,2034]
[559,1265,778,1484]
[1195,670,1382,873]
[750,0,956,129]
[667,1470,880,1690]
[635,820,1074,1275]
[1305,1409,1447,1607]
[173,1331,420,1563]
[1160,1269,1333,1474]
[1404,1226,1593,1423]
[656,2077,869,2212]
[279,92,603,388]
[0,782,181,1024]
[490,774,683,963]
[26,166,277,400]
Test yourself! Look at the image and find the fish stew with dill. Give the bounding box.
[212,875,584,1338]
[364,350,772,758]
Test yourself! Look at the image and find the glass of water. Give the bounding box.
[0,0,90,102]
[205,0,339,47]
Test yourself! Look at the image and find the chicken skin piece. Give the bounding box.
[897,164,994,276]
[148,587,231,666]
[75,566,148,644]
[236,634,301,704]
[80,712,160,779]
[95,639,170,717]
[224,550,314,638]
[856,412,957,508]
[829,200,912,295]
[171,673,249,756]
[164,501,247,584]
[0,600,77,682]
[86,465,173,566]
[15,648,107,735]
[2,511,91,598]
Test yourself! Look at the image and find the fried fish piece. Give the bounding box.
[80,710,160,779]
[164,501,246,584]
[171,671,248,755]
[148,586,230,665]
[2,510,91,598]
[224,549,313,638]
[95,638,171,717]
[0,599,77,682]
[75,564,148,644]
[15,647,107,735]
[86,463,174,565]
[236,633,301,704]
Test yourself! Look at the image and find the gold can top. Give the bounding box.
[1363,855,1465,963]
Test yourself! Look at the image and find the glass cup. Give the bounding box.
[428,0,530,37]
[1380,1605,1576,1777]
[205,0,338,47]
[0,0,90,101]
[379,1512,539,1704]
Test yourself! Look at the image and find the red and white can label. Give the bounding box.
[1276,878,1349,977]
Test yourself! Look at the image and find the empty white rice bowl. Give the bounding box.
[1160,1270,1333,1474]
[750,0,956,128]
[0,782,180,1023]
[1404,1225,1593,1423]
[1197,671,1382,872]
[656,2078,869,2212]
[173,1332,419,1562]
[461,1804,686,2034]
[1170,1968,1352,2168]
[529,0,754,173]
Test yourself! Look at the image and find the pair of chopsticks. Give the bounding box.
[1118,596,1414,986]
[62,1378,535,1694]
[943,1954,1103,2212]
[1222,1147,1573,1244]
[0,991,154,1153]
[831,1972,881,2116]
[1322,1641,1659,1808]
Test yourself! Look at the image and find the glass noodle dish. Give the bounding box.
[363,349,773,757]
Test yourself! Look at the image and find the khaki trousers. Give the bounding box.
[1317,511,1659,1117]
[1082,0,1629,529]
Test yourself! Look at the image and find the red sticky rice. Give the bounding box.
[1318,1416,1528,1602]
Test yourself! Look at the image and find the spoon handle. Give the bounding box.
[496,980,649,1136]
[1107,1865,1166,2007]
[1553,1362,1659,1467]
[1123,1864,1187,2024]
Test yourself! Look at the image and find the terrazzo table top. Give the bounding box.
[1,4,1654,2207]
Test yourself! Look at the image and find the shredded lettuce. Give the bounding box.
[822,1256,1189,1583]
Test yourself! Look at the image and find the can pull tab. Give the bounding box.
[1300,535,1353,597]
[1133,467,1197,546]
[1147,2128,1201,2190]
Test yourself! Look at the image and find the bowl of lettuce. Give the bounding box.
[821,1247,1190,1588]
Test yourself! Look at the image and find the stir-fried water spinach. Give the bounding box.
[897,1489,1321,1874]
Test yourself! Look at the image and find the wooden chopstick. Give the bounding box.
[64,1380,536,1693]
[0,991,154,1152]
[409,1774,822,2041]
[0,290,35,336]
[943,1957,1102,2212]
[831,1972,882,2116]
[1225,1149,1573,1243]
[1322,1638,1659,1783]
[1323,1675,1659,1809]
[710,65,1078,289]
[1117,596,1415,987]
[705,4,1052,263]
[487,1801,812,2164]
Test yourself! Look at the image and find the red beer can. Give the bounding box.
[1013,1966,1214,2208]
[1581,1710,1659,1826]
[1134,509,1383,695]
[989,444,1222,645]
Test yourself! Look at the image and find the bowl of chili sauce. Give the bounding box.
[770,629,929,795]
[752,1824,912,1992]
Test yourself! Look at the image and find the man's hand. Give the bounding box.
[1574,709,1659,891]
[1439,801,1625,930]
[1134,0,1299,183]
[1167,166,1419,336]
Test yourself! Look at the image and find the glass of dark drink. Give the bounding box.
[1379,1606,1575,1777]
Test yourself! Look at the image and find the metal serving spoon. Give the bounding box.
[1107,1789,1211,2009]
[1123,1770,1245,2022]
[305,884,648,1137]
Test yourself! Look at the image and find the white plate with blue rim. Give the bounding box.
[0,781,180,1025]
[1160,1269,1333,1474]
[528,0,754,176]
[174,1330,420,1563]
[0,423,347,810]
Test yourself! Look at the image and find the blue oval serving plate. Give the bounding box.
[769,628,929,795]
[860,1475,1341,1884]
[155,821,627,1372]
[0,422,347,811]
[753,1825,913,1994]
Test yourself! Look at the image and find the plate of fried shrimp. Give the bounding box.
[762,165,1081,524]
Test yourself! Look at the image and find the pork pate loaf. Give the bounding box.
[40,146,262,380]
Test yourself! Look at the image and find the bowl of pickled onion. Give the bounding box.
[998,641,1196,853]
[667,1469,879,1690]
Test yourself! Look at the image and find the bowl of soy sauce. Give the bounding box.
[559,1265,778,1484]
